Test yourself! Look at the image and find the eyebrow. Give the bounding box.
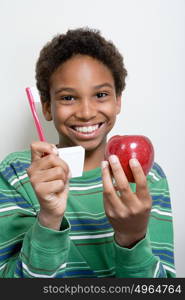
[54,83,114,94]
[93,83,114,90]
[55,87,75,94]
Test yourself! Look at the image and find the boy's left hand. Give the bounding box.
[101,155,152,248]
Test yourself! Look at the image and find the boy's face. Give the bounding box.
[42,55,121,152]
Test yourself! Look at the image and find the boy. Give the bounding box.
[0,28,175,277]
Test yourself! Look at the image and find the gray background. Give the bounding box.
[0,0,184,277]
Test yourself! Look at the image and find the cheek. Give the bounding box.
[51,105,71,123]
[101,102,118,118]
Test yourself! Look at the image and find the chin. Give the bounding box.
[81,139,106,153]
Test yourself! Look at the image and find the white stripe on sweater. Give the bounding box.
[70,232,114,240]
[164,264,176,274]
[148,171,160,181]
[0,206,36,215]
[10,174,102,190]
[151,208,172,217]
[69,183,102,191]
[154,261,160,277]
[22,262,66,278]
[0,263,7,271]
[10,174,28,186]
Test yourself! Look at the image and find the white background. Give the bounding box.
[0,0,184,277]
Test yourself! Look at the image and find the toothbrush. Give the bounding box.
[25,87,46,142]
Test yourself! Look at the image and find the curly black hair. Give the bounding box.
[36,27,127,102]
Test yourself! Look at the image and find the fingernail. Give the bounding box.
[101,160,109,169]
[109,155,119,163]
[130,158,139,167]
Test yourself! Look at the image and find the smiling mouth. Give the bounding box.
[70,122,104,134]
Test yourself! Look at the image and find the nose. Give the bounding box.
[75,98,96,121]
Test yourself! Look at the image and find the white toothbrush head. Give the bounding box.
[29,86,41,102]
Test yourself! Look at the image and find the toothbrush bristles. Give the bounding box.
[30,87,40,103]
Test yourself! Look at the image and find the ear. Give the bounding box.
[116,95,122,115]
[41,101,53,121]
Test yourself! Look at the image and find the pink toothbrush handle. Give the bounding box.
[25,88,46,142]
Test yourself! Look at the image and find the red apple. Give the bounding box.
[105,135,154,182]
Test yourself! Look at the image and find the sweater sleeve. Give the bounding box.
[114,233,167,277]
[0,152,71,278]
[113,163,176,278]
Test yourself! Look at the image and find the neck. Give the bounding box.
[83,143,106,172]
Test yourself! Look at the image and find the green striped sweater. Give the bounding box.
[0,150,175,278]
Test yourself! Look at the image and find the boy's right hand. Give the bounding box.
[27,141,71,230]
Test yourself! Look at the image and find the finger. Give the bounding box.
[101,160,115,195]
[129,158,149,199]
[30,141,58,162]
[108,155,132,200]
[34,154,69,173]
[35,180,65,196]
[31,166,68,183]
[101,161,128,221]
[101,160,123,206]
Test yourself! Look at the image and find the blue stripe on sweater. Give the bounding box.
[56,269,96,278]
[1,168,16,180]
[152,202,171,209]
[152,195,171,208]
[152,249,174,257]
[0,243,22,261]
[152,250,174,264]
[10,161,30,171]
[15,259,24,277]
[0,253,12,261]
[0,243,22,254]
[69,217,109,225]
[1,162,30,180]
[0,198,32,208]
[158,263,167,277]
[0,196,31,208]
[152,195,170,203]
[71,223,112,231]
[152,163,166,178]
[155,254,174,264]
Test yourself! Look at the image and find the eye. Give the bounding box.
[96,92,108,98]
[60,95,75,101]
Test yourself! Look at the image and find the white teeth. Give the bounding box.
[74,124,99,133]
